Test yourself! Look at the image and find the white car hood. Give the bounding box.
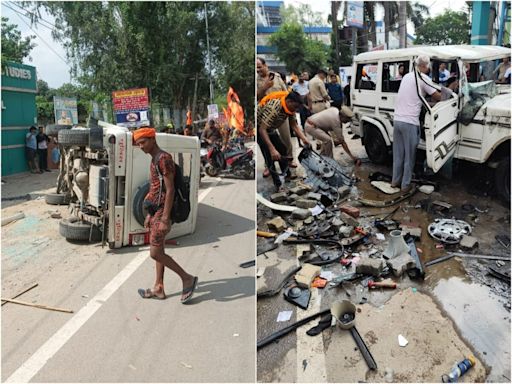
[483,93,510,118]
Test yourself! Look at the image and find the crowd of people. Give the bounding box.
[256,57,359,192]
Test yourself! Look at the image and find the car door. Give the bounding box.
[417,69,460,173]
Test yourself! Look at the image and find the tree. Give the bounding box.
[24,2,255,125]
[1,17,36,64]
[269,21,328,74]
[415,10,471,45]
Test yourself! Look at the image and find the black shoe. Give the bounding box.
[45,169,51,172]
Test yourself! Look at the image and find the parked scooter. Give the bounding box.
[205,140,254,179]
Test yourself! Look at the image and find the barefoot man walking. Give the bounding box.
[134,128,198,303]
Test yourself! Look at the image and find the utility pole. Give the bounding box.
[192,73,199,124]
[204,2,214,105]
[399,1,407,48]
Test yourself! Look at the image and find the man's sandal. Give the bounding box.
[138,288,166,300]
[181,276,198,304]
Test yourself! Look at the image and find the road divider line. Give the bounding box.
[5,179,219,383]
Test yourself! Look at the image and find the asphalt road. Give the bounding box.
[2,174,256,382]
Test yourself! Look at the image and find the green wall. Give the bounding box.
[1,62,37,176]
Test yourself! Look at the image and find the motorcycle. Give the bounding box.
[200,140,209,179]
[205,141,254,180]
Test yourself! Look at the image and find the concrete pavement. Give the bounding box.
[2,174,256,382]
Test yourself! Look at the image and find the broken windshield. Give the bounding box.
[459,80,498,125]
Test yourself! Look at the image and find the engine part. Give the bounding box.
[383,230,410,259]
[257,266,302,298]
[298,147,355,200]
[283,285,311,310]
[406,237,425,279]
[89,165,108,208]
[427,219,471,244]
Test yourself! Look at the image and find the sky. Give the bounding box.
[3,0,469,89]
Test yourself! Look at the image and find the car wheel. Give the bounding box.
[364,125,390,164]
[58,128,90,147]
[495,157,510,204]
[133,181,150,227]
[45,193,69,205]
[59,218,102,241]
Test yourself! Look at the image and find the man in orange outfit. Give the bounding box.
[134,128,198,303]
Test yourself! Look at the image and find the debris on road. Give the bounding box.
[1,297,73,313]
[276,310,293,322]
[1,212,25,226]
[1,283,39,307]
[398,334,408,347]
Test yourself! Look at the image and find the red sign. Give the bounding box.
[112,88,149,113]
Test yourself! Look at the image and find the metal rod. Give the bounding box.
[350,326,377,370]
[447,252,511,261]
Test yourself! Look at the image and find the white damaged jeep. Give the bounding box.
[350,45,510,202]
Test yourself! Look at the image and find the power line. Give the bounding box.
[7,1,57,30]
[12,10,70,67]
[3,2,54,31]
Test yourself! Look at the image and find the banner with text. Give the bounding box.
[112,88,150,128]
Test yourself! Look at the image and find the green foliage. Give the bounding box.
[415,10,470,45]
[269,21,328,74]
[1,17,36,65]
[24,1,255,123]
[280,3,324,28]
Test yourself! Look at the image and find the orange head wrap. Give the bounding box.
[258,91,294,115]
[133,127,156,142]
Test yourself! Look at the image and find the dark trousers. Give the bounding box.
[38,149,48,171]
[258,131,289,188]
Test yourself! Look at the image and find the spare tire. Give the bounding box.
[58,128,90,147]
[45,193,69,205]
[59,218,102,241]
[46,124,72,137]
[133,181,150,227]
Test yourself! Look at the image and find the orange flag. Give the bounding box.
[227,86,244,132]
[186,109,192,126]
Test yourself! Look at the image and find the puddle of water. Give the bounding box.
[433,276,511,382]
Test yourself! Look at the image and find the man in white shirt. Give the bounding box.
[392,55,441,192]
[439,62,450,85]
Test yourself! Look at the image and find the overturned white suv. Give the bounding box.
[350,45,510,202]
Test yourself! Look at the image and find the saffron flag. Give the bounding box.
[227,86,244,132]
[186,109,192,126]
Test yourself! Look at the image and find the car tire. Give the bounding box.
[364,125,390,164]
[59,218,102,241]
[133,181,150,227]
[46,124,72,137]
[495,157,510,204]
[58,128,90,147]
[45,193,69,205]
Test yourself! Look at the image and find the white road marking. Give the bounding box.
[6,178,220,383]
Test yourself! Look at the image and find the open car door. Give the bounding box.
[415,67,460,173]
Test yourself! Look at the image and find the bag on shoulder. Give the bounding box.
[153,153,191,224]
[170,163,191,223]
